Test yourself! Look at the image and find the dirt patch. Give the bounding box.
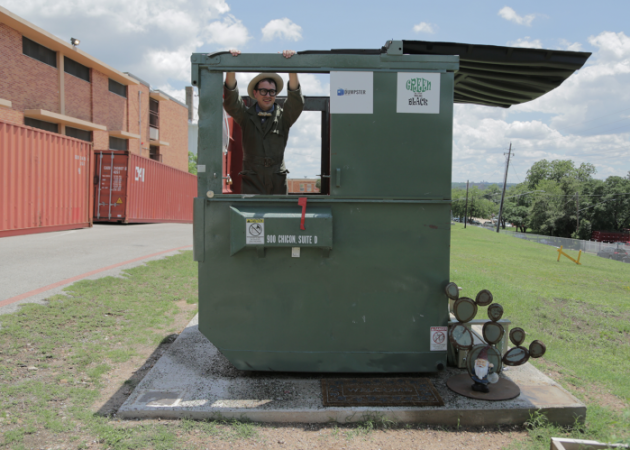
[174,422,526,450]
[544,298,630,344]
[535,359,629,413]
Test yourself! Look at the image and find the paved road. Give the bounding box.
[0,223,193,315]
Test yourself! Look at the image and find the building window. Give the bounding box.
[24,118,58,133]
[149,98,159,129]
[22,37,57,68]
[150,145,161,162]
[109,136,128,150]
[109,79,127,98]
[299,183,304,192]
[64,57,90,82]
[307,184,312,192]
[65,127,92,142]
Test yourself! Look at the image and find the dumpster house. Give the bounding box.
[191,40,590,373]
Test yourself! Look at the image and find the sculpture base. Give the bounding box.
[446,373,520,401]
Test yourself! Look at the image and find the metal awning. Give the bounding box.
[299,40,591,108]
[401,40,591,108]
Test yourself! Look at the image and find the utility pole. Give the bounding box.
[496,143,513,233]
[464,180,469,229]
[576,192,580,236]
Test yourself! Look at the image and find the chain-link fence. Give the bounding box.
[454,221,630,262]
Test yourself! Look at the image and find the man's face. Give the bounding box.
[253,80,276,111]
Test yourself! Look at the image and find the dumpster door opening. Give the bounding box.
[223,96,330,195]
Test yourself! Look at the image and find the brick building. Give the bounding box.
[0,6,188,172]
[287,178,320,194]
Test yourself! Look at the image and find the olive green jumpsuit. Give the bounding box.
[223,83,305,195]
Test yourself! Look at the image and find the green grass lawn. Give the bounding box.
[451,223,630,447]
[0,228,628,449]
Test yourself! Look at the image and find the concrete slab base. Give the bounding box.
[118,315,585,426]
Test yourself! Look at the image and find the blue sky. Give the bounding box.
[5,1,630,182]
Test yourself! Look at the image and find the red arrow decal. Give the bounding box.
[298,197,307,231]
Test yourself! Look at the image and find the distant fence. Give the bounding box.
[455,221,630,256]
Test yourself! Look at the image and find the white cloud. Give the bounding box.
[588,31,630,63]
[3,0,230,34]
[285,111,322,178]
[261,18,303,42]
[559,39,583,52]
[205,15,250,49]
[452,31,630,182]
[1,0,244,86]
[413,22,436,34]
[507,37,543,48]
[498,6,536,26]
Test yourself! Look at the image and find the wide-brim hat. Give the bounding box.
[247,73,284,98]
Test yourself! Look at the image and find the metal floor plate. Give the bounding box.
[321,377,444,407]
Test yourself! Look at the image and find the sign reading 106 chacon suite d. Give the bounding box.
[396,72,441,114]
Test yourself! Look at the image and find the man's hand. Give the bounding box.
[225,50,240,89]
[281,50,299,90]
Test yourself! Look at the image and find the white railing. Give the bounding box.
[453,221,630,257]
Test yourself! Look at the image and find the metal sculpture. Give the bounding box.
[445,282,546,400]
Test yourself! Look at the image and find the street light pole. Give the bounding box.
[464,180,469,229]
[496,143,512,233]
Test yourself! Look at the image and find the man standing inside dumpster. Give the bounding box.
[223,49,304,195]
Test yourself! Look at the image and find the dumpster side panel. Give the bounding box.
[0,120,92,238]
[198,200,451,373]
[330,71,453,199]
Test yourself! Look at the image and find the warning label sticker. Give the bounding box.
[246,219,264,245]
[116,198,123,204]
[430,326,448,351]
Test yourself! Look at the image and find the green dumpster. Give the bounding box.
[190,40,589,373]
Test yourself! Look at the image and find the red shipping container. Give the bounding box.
[93,151,196,223]
[0,120,93,238]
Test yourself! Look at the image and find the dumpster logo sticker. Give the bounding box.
[246,218,264,245]
[135,167,145,182]
[430,326,448,351]
[330,71,373,114]
[397,72,440,114]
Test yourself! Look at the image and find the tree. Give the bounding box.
[188,151,198,175]
[451,188,467,220]
[586,176,630,232]
[482,184,502,202]
[526,159,596,189]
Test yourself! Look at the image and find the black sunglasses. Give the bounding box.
[255,88,277,96]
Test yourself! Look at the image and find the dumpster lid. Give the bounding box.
[299,40,591,108]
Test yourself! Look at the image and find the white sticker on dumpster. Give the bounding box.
[246,219,264,245]
[397,72,441,114]
[430,326,448,351]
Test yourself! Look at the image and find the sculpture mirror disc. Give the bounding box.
[475,289,493,307]
[509,327,526,347]
[466,345,502,377]
[487,303,504,322]
[453,298,478,323]
[529,340,546,358]
[449,324,473,349]
[482,321,504,345]
[503,346,529,366]
[445,282,460,300]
